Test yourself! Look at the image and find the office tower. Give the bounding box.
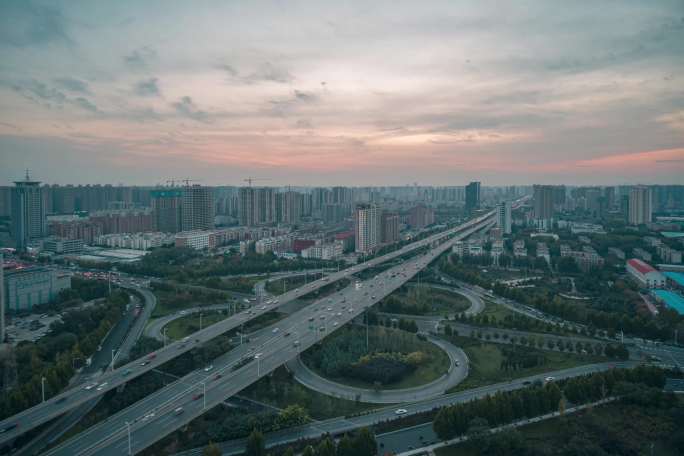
[381,212,400,244]
[151,188,183,233]
[496,201,512,234]
[355,203,380,254]
[11,171,47,251]
[0,187,12,217]
[465,181,481,213]
[552,186,566,211]
[629,185,652,225]
[533,185,554,229]
[182,185,214,231]
[584,187,603,218]
[604,186,615,210]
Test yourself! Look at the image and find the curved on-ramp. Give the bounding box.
[286,336,468,404]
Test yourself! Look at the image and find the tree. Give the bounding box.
[203,442,222,456]
[316,437,336,456]
[336,435,354,456]
[352,428,377,456]
[275,405,309,429]
[282,447,295,456]
[245,430,265,456]
[302,446,315,456]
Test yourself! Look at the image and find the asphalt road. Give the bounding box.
[0,211,496,446]
[286,335,469,404]
[41,215,497,455]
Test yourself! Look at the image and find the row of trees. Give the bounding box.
[433,365,666,440]
[232,427,377,456]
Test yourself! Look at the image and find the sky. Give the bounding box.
[1,0,683,187]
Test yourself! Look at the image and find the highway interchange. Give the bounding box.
[40,214,495,455]
[0,211,496,451]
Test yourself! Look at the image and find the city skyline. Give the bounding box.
[1,1,683,186]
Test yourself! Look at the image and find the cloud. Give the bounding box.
[53,77,90,94]
[293,90,317,103]
[0,0,71,47]
[172,96,209,122]
[72,97,98,113]
[123,46,157,68]
[217,63,238,77]
[134,78,161,97]
[10,79,66,105]
[296,119,313,129]
[244,62,293,84]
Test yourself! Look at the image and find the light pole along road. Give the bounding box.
[0,210,499,447]
[43,217,497,455]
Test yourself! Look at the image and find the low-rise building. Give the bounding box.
[301,241,343,260]
[657,245,682,264]
[513,239,527,257]
[536,242,550,262]
[3,267,71,312]
[95,232,174,250]
[42,237,84,254]
[626,258,665,289]
[608,247,626,260]
[633,247,653,262]
[175,230,214,250]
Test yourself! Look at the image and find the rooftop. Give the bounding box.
[627,258,657,275]
[652,290,684,315]
[664,271,684,288]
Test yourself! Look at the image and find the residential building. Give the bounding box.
[182,185,214,231]
[381,212,400,244]
[629,185,652,225]
[496,201,512,234]
[3,267,71,312]
[465,181,480,213]
[301,242,343,260]
[533,185,554,230]
[452,241,465,256]
[48,218,103,244]
[151,188,183,233]
[407,205,435,230]
[536,242,550,263]
[633,247,653,262]
[89,208,155,234]
[658,245,682,264]
[626,258,665,288]
[95,232,174,250]
[11,172,47,250]
[355,203,380,254]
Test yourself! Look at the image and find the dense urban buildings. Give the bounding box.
[2,266,71,312]
[151,188,183,233]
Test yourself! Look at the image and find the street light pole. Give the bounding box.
[111,349,116,370]
[163,327,167,348]
[41,376,46,402]
[200,312,203,331]
[202,382,206,410]
[126,421,132,455]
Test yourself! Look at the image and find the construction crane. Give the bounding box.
[166,178,200,187]
[243,177,271,186]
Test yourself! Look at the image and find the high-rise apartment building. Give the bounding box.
[408,205,435,229]
[629,185,652,225]
[11,172,47,250]
[381,212,400,244]
[238,187,277,226]
[465,181,480,213]
[277,191,302,225]
[182,185,214,231]
[496,201,512,234]
[355,203,380,254]
[151,188,183,233]
[533,185,555,229]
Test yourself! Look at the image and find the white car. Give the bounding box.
[395,408,407,415]
[545,376,555,382]
[204,365,213,372]
[84,383,96,391]
[96,382,108,391]
[272,328,280,333]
